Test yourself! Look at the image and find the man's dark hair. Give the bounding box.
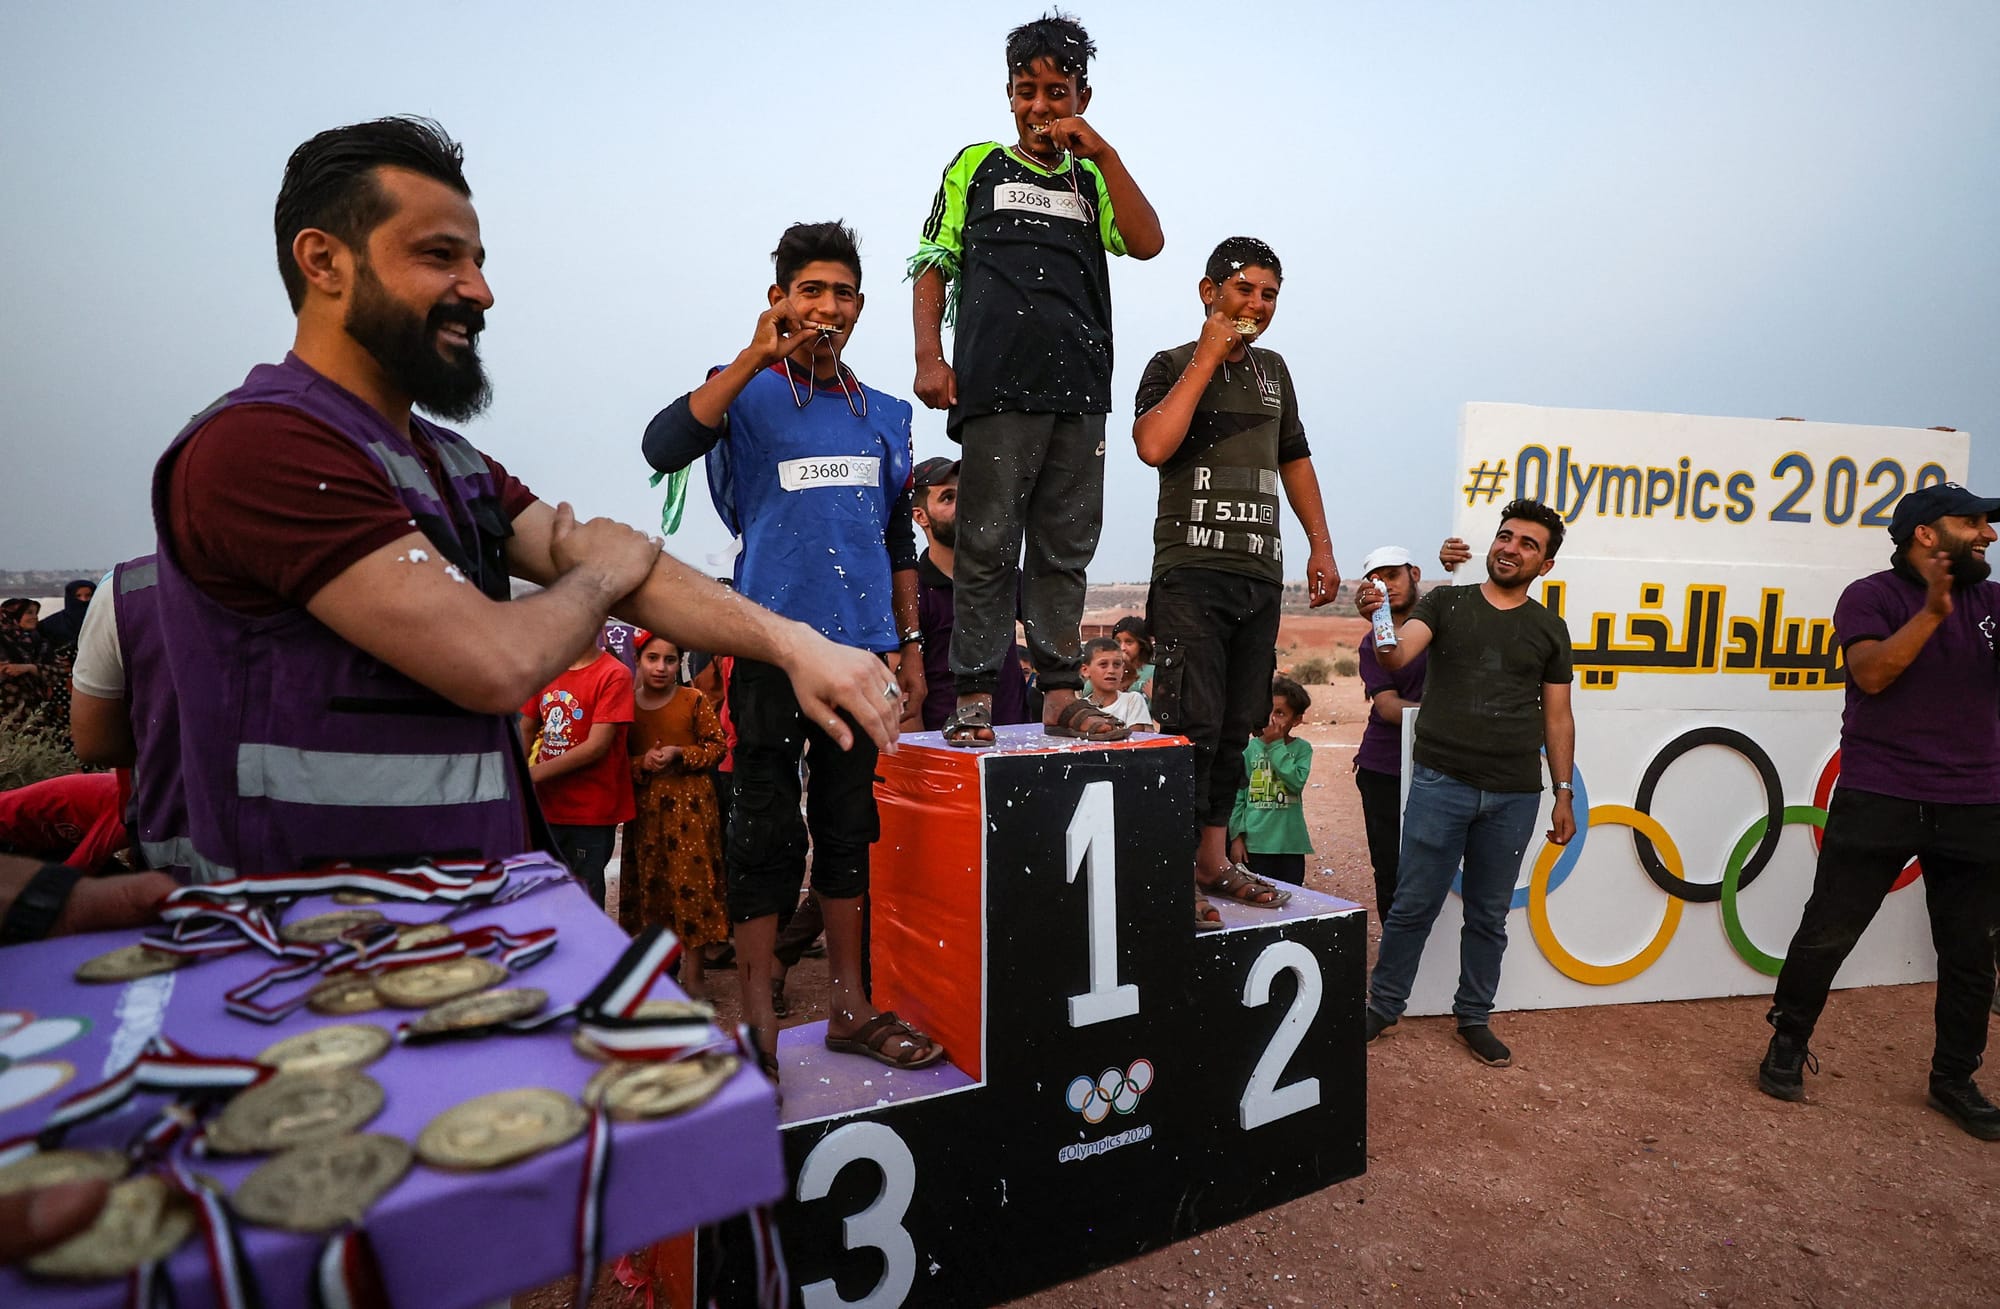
[1272,675,1312,717]
[1498,498,1566,560]
[274,117,471,312]
[772,221,862,292]
[1206,236,1283,286]
[1006,11,1096,88]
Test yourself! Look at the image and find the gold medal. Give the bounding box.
[257,1023,391,1075]
[207,1069,384,1155]
[279,909,385,944]
[0,1149,127,1196]
[391,922,452,951]
[74,943,186,983]
[406,987,547,1037]
[306,972,383,1016]
[24,1176,197,1280]
[584,1054,740,1121]
[569,999,717,1061]
[416,1088,586,1170]
[1233,318,1258,336]
[374,956,506,1008]
[230,1133,412,1233]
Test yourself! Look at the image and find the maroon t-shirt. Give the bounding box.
[162,404,538,616]
[1834,568,2000,804]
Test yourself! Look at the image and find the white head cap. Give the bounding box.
[1359,546,1414,578]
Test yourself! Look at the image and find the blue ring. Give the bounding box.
[1447,753,1589,910]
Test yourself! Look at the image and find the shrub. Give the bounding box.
[1332,655,1359,678]
[0,708,80,792]
[1290,656,1334,684]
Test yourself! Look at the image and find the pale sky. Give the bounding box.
[3,1,1994,582]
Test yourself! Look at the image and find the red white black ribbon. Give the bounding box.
[224,922,560,1025]
[314,1229,389,1309]
[0,1036,268,1164]
[573,1106,613,1307]
[749,1203,791,1309]
[167,1155,255,1309]
[563,926,723,1060]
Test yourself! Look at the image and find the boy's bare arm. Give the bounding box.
[1054,120,1163,259]
[1278,457,1341,606]
[912,268,956,410]
[1133,310,1238,465]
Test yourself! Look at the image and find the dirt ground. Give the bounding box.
[584,670,1996,1309]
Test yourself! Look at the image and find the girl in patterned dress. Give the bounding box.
[621,633,729,997]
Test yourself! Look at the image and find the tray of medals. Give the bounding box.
[0,854,783,1308]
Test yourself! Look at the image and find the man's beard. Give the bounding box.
[345,263,492,422]
[926,513,958,549]
[1485,553,1532,592]
[1948,537,1992,584]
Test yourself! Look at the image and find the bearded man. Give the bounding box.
[147,117,899,880]
[1758,483,2000,1142]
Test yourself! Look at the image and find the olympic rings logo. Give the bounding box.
[1064,1059,1155,1125]
[1517,727,1921,985]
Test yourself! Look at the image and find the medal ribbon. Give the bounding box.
[167,1155,256,1309]
[223,922,560,1024]
[0,1035,268,1165]
[573,1106,613,1308]
[565,926,723,1060]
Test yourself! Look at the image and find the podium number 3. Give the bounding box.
[1240,939,1323,1130]
[797,1121,918,1309]
[1066,781,1141,1027]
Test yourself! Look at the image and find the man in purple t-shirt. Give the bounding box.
[1759,483,2000,1141]
[1353,539,1470,923]
[909,457,1030,733]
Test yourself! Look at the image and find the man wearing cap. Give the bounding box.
[1351,538,1470,923]
[1758,483,2000,1140]
[909,456,1031,733]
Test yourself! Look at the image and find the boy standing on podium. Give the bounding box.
[1132,236,1341,930]
[641,222,943,1083]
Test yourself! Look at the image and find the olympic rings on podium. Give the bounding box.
[1527,805,1685,984]
[1630,727,1783,903]
[1720,805,1826,977]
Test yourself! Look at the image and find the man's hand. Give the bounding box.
[1917,546,1954,618]
[1354,578,1387,617]
[781,632,902,753]
[1306,548,1340,608]
[893,651,926,720]
[547,502,660,600]
[914,356,957,411]
[53,872,177,936]
[1438,537,1472,570]
[1193,307,1241,367]
[1048,116,1109,160]
[1228,835,1248,865]
[0,1179,110,1266]
[749,301,813,370]
[1548,792,1576,845]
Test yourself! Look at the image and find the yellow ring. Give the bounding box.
[1527,804,1685,985]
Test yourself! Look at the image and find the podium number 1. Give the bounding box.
[1066,780,1140,1027]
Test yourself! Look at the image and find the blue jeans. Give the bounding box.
[1367,764,1541,1025]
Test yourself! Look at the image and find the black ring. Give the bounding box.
[1629,726,1784,903]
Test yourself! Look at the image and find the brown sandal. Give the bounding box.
[1201,863,1292,909]
[1195,892,1224,932]
[942,700,996,748]
[1046,697,1132,742]
[825,1010,946,1070]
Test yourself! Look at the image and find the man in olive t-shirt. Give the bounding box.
[1353,500,1577,1067]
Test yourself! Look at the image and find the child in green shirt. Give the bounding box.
[1229,676,1314,885]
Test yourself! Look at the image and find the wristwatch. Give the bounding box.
[1552,781,1575,795]
[899,628,923,647]
[1,863,81,944]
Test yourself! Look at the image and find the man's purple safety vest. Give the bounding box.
[110,554,205,881]
[148,353,535,875]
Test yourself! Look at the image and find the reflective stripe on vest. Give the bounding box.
[139,837,236,885]
[235,745,512,808]
[118,561,159,593]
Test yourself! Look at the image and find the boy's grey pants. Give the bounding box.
[949,411,1106,698]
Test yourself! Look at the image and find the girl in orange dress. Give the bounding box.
[622,633,729,997]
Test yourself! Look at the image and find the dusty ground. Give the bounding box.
[569,668,1995,1309]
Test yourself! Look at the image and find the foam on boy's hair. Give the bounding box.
[1006,11,1097,87]
[1205,236,1283,285]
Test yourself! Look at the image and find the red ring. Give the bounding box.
[1813,750,1922,891]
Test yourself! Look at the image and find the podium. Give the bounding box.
[768,727,1368,1307]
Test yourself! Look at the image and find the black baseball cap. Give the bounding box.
[913,457,960,489]
[1887,482,2000,541]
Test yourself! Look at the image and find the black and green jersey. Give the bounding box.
[1133,341,1312,586]
[910,142,1126,435]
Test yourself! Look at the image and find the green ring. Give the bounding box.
[1720,804,1826,976]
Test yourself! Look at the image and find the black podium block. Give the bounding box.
[771,727,1366,1308]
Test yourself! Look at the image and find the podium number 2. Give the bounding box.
[797,1121,918,1309]
[1066,780,1140,1027]
[1239,939,1323,1130]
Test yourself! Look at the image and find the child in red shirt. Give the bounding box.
[521,640,636,908]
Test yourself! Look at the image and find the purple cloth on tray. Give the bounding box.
[0,863,781,1308]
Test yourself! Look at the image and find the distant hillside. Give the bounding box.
[0,568,106,597]
[1083,574,1446,622]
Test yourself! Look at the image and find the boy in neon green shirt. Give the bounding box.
[1229,676,1314,885]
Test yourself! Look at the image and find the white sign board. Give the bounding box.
[1404,403,1968,1014]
